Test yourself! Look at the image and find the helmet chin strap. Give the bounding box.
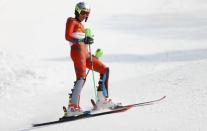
[85,17,88,22]
[75,14,88,22]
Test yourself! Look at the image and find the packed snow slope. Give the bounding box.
[1,0,207,131]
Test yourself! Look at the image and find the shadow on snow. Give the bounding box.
[43,49,207,63]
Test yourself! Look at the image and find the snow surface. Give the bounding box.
[1,0,207,131]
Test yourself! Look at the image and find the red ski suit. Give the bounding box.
[65,17,107,80]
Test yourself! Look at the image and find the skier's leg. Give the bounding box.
[98,67,109,98]
[71,45,87,80]
[69,78,85,109]
[86,56,109,96]
[86,56,117,109]
[86,55,106,75]
[68,45,87,114]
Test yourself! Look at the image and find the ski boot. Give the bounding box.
[64,103,84,117]
[92,91,121,110]
[92,68,121,110]
[96,91,116,110]
[64,78,85,117]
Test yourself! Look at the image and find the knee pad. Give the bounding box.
[98,67,109,97]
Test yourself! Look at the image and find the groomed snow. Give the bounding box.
[0,0,207,131]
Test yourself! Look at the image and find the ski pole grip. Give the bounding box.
[85,28,93,38]
[95,48,103,59]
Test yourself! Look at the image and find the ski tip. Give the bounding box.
[157,96,166,103]
[156,96,166,102]
[162,96,167,99]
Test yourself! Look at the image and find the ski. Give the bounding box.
[32,96,166,127]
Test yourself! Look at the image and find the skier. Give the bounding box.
[65,2,115,116]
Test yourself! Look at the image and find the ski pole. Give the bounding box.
[85,28,103,101]
[88,44,97,101]
[85,48,103,78]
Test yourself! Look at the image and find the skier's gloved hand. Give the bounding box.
[84,37,94,45]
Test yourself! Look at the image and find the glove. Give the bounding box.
[84,37,94,45]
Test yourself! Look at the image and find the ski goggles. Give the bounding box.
[80,10,90,16]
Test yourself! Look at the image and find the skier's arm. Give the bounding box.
[65,18,85,43]
[65,18,75,42]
